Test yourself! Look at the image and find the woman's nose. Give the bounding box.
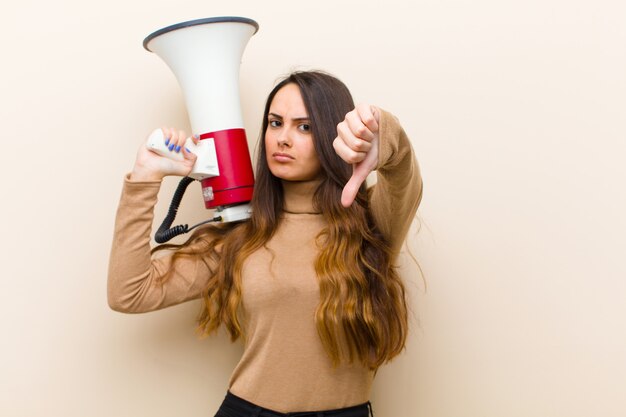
[277,130,292,147]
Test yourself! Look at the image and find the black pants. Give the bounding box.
[214,391,374,417]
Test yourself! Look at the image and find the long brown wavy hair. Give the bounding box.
[157,71,408,369]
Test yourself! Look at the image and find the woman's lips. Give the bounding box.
[272,152,294,162]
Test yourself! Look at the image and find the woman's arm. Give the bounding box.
[107,177,212,313]
[107,128,211,313]
[334,105,423,254]
[368,109,423,255]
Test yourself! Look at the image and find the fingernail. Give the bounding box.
[175,145,181,153]
[193,134,199,139]
[168,143,174,151]
[165,138,170,146]
[185,147,191,153]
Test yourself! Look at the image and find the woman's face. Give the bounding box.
[265,83,321,182]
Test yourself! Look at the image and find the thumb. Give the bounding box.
[341,164,370,207]
[340,136,379,207]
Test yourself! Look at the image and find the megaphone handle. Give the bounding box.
[146,129,198,161]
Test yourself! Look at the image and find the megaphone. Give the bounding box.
[142,17,258,242]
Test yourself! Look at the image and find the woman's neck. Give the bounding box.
[281,179,322,214]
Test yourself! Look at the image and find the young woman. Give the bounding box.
[108,71,423,417]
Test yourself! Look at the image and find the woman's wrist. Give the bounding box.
[129,166,164,182]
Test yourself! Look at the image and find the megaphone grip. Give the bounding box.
[146,129,196,162]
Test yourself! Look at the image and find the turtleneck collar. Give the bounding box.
[281,179,322,214]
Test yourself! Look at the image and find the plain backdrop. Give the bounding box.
[1,1,625,416]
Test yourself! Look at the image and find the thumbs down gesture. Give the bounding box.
[333,104,380,207]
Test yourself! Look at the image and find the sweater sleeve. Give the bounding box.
[368,109,423,256]
[107,175,213,313]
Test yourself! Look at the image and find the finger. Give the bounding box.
[341,135,379,207]
[341,166,369,207]
[333,136,367,164]
[163,127,177,152]
[170,130,185,154]
[182,144,197,162]
[191,133,200,145]
[161,126,173,146]
[356,103,379,133]
[345,110,375,142]
[337,121,373,153]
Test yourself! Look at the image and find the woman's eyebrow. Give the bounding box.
[268,112,310,122]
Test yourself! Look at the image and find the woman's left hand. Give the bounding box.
[333,103,380,207]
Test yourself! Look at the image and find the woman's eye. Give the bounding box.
[298,123,311,132]
[269,120,282,128]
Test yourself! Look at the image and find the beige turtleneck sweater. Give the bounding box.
[107,109,423,412]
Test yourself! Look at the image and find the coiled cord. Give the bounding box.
[154,177,224,243]
[154,176,195,243]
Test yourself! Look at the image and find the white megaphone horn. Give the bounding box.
[143,17,258,241]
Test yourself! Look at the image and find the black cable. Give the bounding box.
[154,177,225,243]
[187,215,222,232]
[153,177,193,243]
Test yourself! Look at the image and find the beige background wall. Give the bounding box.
[1,0,624,416]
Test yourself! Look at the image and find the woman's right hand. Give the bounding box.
[130,127,199,181]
